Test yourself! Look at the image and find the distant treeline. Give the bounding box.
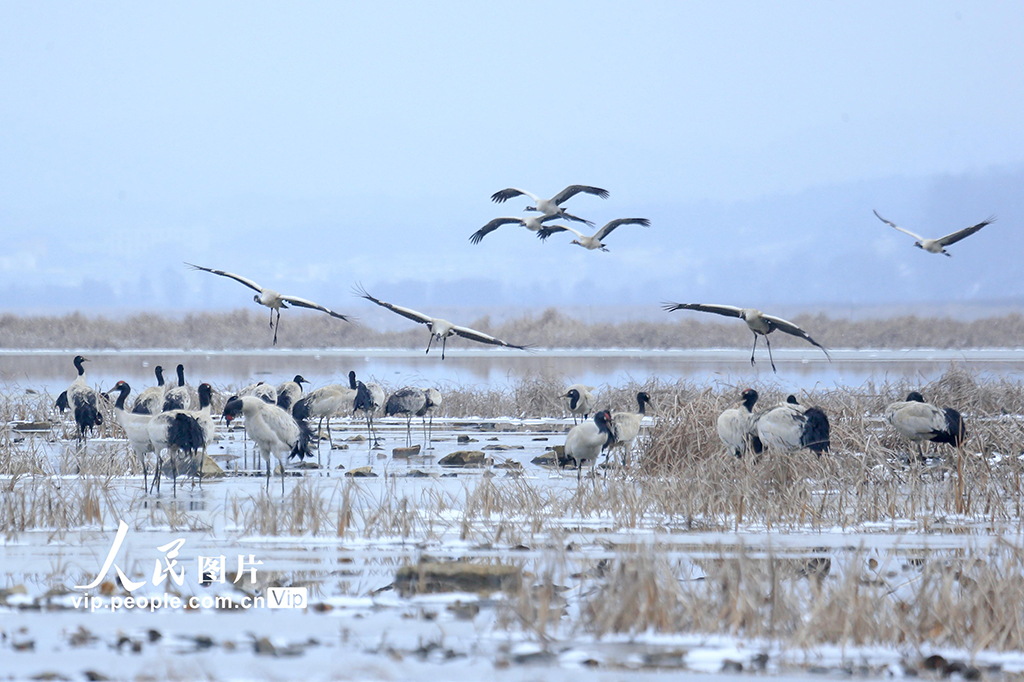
[0,309,1022,350]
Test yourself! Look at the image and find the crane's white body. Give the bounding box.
[225,395,308,492]
[131,365,166,415]
[562,384,595,424]
[565,410,614,481]
[609,392,652,466]
[716,389,760,458]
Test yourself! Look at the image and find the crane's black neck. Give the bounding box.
[198,383,212,409]
[155,365,165,386]
[73,356,86,376]
[176,364,186,387]
[349,371,357,390]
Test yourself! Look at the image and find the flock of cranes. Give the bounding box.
[714,387,965,463]
[53,354,427,494]
[47,184,995,491]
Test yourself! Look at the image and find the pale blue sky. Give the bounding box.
[2,1,1022,315]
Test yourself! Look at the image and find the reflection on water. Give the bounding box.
[2,348,1023,394]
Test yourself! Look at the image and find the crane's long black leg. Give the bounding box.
[750,335,758,366]
[425,335,434,355]
[765,335,777,373]
[151,453,161,494]
[273,310,280,346]
[316,417,324,465]
[441,336,447,361]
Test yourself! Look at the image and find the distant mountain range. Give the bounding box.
[3,165,1021,317]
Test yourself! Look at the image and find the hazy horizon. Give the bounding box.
[2,2,1022,316]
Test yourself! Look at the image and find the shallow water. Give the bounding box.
[3,347,1023,395]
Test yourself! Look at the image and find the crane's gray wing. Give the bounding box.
[762,314,831,360]
[550,185,610,205]
[661,302,744,318]
[873,210,924,241]
[593,218,650,241]
[490,187,537,203]
[450,324,530,350]
[558,210,595,226]
[536,225,580,241]
[937,216,995,246]
[279,295,354,322]
[469,217,524,244]
[352,284,434,327]
[185,263,264,294]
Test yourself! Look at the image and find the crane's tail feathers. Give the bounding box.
[290,418,315,460]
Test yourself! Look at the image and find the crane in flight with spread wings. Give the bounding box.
[490,184,608,224]
[662,302,831,373]
[354,284,530,360]
[536,218,650,251]
[873,210,994,257]
[186,263,353,345]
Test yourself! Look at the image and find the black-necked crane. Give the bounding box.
[608,392,652,466]
[537,218,650,251]
[716,388,763,458]
[131,365,166,415]
[236,381,276,469]
[55,355,103,443]
[147,407,205,497]
[491,185,608,224]
[291,372,358,452]
[564,410,615,482]
[561,385,595,424]
[188,383,217,485]
[222,395,313,493]
[662,303,831,373]
[873,210,995,257]
[353,375,385,446]
[276,375,309,411]
[186,263,354,345]
[884,391,966,461]
[469,214,571,244]
[239,381,277,404]
[162,364,195,412]
[384,387,427,447]
[108,381,157,492]
[355,285,530,360]
[755,395,830,456]
[418,387,442,447]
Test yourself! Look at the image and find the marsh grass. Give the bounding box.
[2,309,1024,350]
[570,543,1024,652]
